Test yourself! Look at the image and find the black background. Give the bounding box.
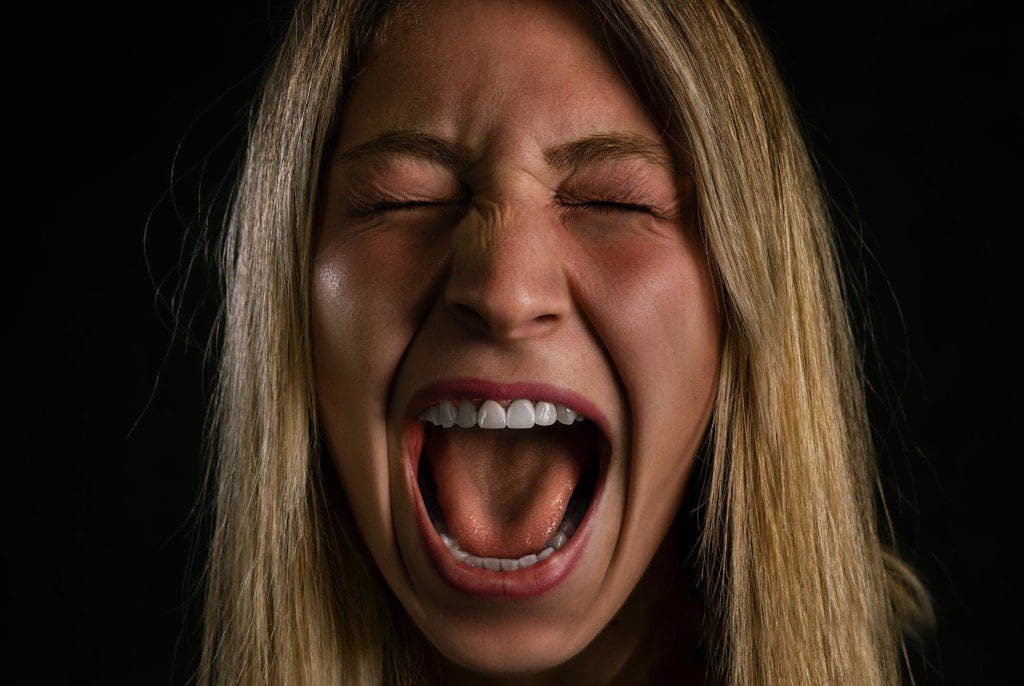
[11,1,1018,683]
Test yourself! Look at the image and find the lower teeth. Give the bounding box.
[431,508,582,572]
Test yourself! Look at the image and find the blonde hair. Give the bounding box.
[201,0,931,683]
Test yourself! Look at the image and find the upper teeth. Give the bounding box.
[418,398,584,429]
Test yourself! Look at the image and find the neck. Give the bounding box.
[429,525,706,685]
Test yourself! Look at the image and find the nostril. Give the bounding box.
[449,302,560,340]
[451,303,491,335]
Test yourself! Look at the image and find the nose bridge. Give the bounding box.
[444,192,567,341]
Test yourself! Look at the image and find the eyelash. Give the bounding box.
[562,199,655,215]
[358,197,655,216]
[371,199,446,212]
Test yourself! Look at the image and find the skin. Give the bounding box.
[311,0,721,682]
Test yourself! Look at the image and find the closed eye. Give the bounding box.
[371,199,451,212]
[359,196,656,216]
[562,199,656,215]
[354,197,466,216]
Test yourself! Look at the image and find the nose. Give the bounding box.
[444,201,567,341]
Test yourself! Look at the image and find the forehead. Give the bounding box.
[336,0,663,159]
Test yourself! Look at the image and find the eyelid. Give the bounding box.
[553,188,659,216]
[375,198,448,211]
[350,188,661,217]
[364,197,653,216]
[352,194,467,216]
[564,199,655,214]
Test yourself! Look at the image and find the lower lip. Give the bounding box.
[402,420,607,599]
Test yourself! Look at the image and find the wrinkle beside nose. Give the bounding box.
[444,204,567,341]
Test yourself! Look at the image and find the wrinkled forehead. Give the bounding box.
[336,0,668,163]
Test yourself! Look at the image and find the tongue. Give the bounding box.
[427,423,588,559]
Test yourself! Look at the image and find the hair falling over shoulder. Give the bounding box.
[199,0,933,683]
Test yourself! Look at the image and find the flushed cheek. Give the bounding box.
[312,228,449,399]
[310,233,448,578]
[577,228,719,377]
[608,233,718,420]
[575,229,720,512]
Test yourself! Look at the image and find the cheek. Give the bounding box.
[574,227,721,494]
[311,227,451,579]
[586,230,720,372]
[312,241,398,407]
[632,236,719,413]
[311,229,447,516]
[311,229,447,405]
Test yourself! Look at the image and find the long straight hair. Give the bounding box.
[201,0,930,682]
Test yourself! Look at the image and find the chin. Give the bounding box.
[421,618,593,675]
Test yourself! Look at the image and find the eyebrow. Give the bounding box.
[544,131,674,171]
[333,129,470,169]
[332,129,673,172]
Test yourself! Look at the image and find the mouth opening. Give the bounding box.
[414,418,605,572]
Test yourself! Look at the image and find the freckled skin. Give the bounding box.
[311,0,721,681]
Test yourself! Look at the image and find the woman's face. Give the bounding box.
[313,0,720,674]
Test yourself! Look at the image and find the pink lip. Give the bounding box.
[400,377,611,599]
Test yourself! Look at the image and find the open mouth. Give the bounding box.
[403,385,611,598]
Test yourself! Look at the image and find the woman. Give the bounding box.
[202,0,931,682]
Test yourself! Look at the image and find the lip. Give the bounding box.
[400,377,612,599]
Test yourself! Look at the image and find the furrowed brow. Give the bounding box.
[332,129,470,169]
[543,132,674,171]
[332,129,674,173]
